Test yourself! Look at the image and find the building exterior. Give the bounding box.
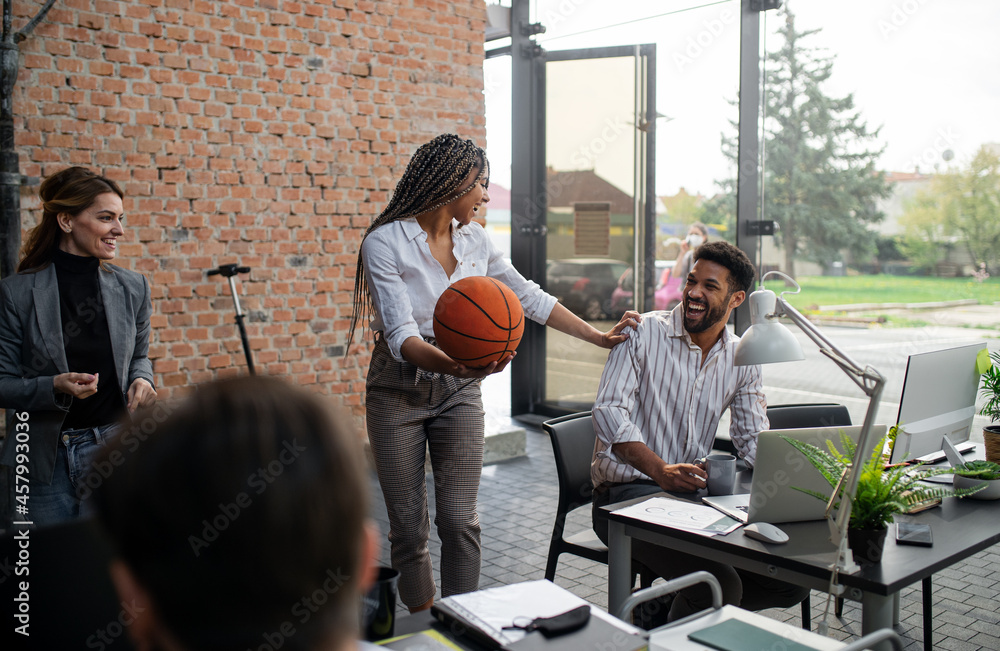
[544,168,634,262]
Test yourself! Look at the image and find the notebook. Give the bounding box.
[688,619,817,651]
[430,580,645,651]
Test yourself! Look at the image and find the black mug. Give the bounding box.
[362,566,400,641]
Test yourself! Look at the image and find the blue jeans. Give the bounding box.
[27,423,123,526]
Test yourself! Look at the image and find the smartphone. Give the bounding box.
[896,522,933,547]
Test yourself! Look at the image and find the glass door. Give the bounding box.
[513,44,656,418]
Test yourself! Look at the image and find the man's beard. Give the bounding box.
[683,296,729,333]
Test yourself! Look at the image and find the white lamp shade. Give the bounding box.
[733,289,805,366]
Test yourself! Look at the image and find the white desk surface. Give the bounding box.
[649,605,845,651]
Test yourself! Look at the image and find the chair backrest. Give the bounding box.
[766,403,852,430]
[0,518,135,649]
[543,411,598,514]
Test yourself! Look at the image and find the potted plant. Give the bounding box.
[782,432,986,563]
[952,459,1000,500]
[980,350,1000,463]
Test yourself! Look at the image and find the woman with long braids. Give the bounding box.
[0,166,156,524]
[348,134,639,611]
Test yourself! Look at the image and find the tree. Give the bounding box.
[696,190,736,244]
[708,7,891,277]
[762,8,890,277]
[698,115,739,244]
[898,187,948,274]
[940,146,1000,275]
[900,145,1000,275]
[660,188,702,225]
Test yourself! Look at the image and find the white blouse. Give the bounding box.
[362,218,557,361]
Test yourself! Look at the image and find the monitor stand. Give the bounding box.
[912,439,977,465]
[941,436,967,467]
[911,437,979,485]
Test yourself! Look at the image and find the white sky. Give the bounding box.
[484,0,1000,197]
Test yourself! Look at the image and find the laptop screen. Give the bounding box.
[748,424,886,524]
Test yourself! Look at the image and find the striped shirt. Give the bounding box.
[590,307,768,486]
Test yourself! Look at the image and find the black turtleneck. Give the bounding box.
[52,249,126,430]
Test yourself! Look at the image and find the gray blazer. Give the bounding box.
[0,262,154,483]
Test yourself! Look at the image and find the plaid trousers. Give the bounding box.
[366,336,486,607]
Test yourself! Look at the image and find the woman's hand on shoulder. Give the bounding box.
[53,372,100,399]
[127,378,157,413]
[600,310,641,348]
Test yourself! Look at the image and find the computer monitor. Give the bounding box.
[890,342,986,464]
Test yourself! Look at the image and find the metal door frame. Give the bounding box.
[510,37,656,419]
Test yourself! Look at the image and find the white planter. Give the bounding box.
[954,474,1000,500]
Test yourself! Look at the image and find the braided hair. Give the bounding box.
[347,134,490,350]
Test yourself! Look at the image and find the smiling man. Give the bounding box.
[589,241,808,623]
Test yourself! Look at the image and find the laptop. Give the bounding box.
[703,424,887,525]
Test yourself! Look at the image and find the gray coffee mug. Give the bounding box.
[706,454,737,495]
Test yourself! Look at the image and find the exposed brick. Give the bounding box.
[12,0,487,420]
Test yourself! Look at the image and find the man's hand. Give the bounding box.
[655,463,707,493]
[611,442,708,493]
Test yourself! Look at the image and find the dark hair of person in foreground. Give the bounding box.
[92,376,375,651]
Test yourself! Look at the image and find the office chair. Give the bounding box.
[713,403,852,454]
[0,518,136,650]
[766,403,853,431]
[617,571,904,650]
[542,412,652,590]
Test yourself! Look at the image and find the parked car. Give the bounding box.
[608,261,682,317]
[546,258,630,320]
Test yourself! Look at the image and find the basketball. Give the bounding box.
[433,276,524,368]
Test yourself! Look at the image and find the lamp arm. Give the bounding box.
[819,349,883,396]
[773,295,886,573]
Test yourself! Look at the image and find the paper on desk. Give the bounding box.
[613,496,742,536]
[438,579,638,647]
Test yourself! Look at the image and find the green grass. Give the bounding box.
[878,315,931,328]
[774,275,1000,310]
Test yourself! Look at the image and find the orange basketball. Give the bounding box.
[433,276,524,368]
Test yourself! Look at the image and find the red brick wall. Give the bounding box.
[12,0,488,421]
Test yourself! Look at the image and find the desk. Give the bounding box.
[605,488,1000,647]
[395,592,888,651]
[649,605,845,651]
[394,579,646,651]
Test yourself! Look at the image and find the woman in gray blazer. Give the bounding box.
[0,167,156,525]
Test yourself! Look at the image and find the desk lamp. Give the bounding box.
[733,271,885,576]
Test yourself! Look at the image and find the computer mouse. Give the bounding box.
[743,522,789,544]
